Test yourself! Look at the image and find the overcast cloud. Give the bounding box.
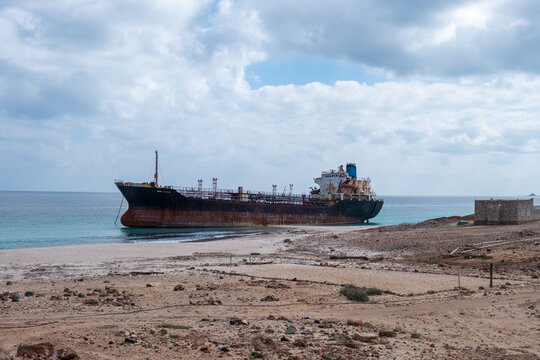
[1,0,539,195]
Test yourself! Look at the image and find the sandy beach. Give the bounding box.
[1,219,539,359]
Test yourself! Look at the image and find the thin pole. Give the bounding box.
[490,263,493,288]
[154,150,158,186]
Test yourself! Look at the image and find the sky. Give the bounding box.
[1,0,540,195]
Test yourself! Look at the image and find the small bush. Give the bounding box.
[251,351,263,358]
[169,334,179,339]
[340,284,369,302]
[84,299,99,306]
[364,287,383,296]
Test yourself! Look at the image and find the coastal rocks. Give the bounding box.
[125,337,138,344]
[285,326,296,334]
[56,347,79,360]
[16,342,55,358]
[229,317,248,326]
[346,319,364,327]
[1,292,15,302]
[352,333,379,343]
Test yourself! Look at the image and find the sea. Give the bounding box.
[0,191,536,250]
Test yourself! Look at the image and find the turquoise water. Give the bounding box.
[0,191,533,249]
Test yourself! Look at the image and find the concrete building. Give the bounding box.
[474,199,540,225]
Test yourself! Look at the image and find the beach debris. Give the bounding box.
[16,342,55,358]
[129,271,164,276]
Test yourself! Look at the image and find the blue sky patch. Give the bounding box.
[246,56,387,88]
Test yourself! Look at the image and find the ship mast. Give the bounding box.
[154,150,158,186]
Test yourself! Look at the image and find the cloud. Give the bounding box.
[0,0,539,196]
[249,0,540,76]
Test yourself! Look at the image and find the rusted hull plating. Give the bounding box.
[116,183,383,228]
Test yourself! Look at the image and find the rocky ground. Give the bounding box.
[0,218,539,359]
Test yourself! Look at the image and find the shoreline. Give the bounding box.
[1,218,538,359]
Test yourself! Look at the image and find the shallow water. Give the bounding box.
[0,191,534,249]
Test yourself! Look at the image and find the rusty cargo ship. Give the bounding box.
[115,152,383,227]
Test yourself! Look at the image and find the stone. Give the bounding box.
[352,333,378,343]
[280,337,289,342]
[261,295,279,302]
[293,338,307,347]
[57,347,79,360]
[6,281,13,285]
[16,342,55,358]
[411,332,421,339]
[11,294,20,302]
[174,284,185,291]
[283,239,292,244]
[125,337,138,344]
[146,284,152,287]
[229,317,243,325]
[24,291,35,297]
[220,346,230,352]
[318,320,332,329]
[285,327,296,334]
[347,319,363,327]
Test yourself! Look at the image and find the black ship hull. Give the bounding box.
[116,183,383,228]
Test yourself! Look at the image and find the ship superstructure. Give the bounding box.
[311,163,375,202]
[115,152,383,227]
